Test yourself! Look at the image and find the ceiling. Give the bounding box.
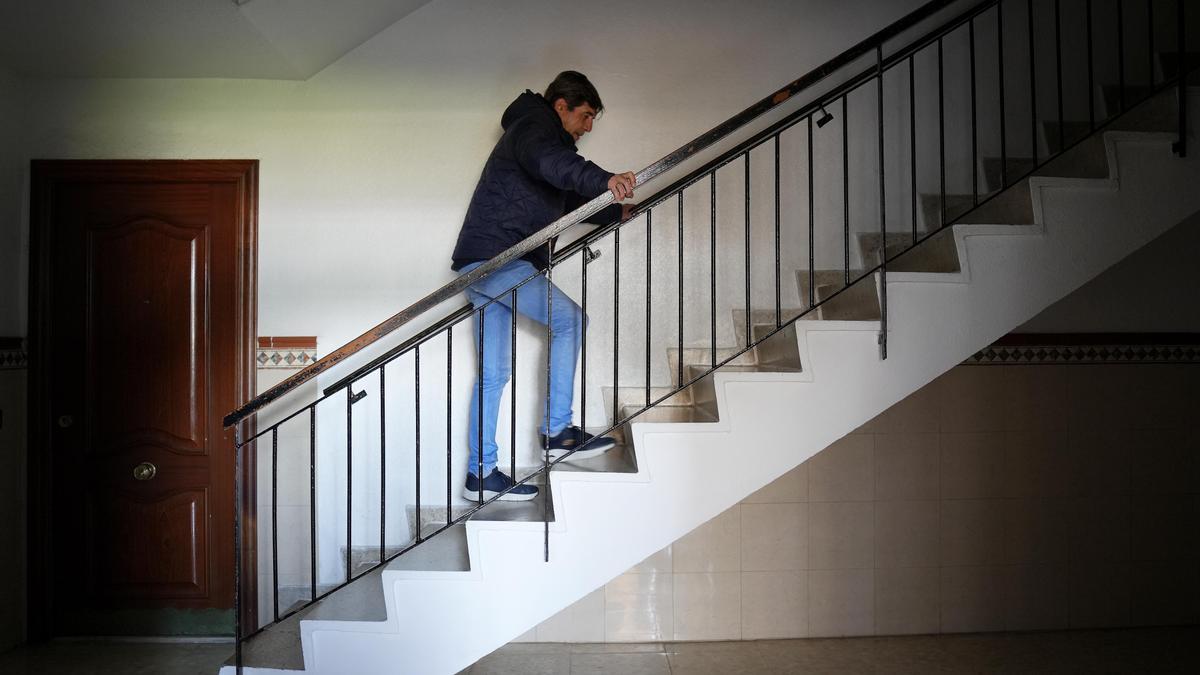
[0,0,435,80]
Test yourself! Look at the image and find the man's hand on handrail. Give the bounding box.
[620,203,636,222]
[608,171,636,201]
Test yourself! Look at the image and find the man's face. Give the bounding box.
[554,99,597,142]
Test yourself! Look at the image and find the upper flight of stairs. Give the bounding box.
[224,82,1200,674]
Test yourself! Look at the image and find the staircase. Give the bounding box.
[223,1,1200,673]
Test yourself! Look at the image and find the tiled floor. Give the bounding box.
[0,627,1196,674]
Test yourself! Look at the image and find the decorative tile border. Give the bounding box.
[965,333,1200,365]
[257,336,317,370]
[0,337,26,370]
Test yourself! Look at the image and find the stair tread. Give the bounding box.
[620,404,719,424]
[555,441,638,473]
[388,524,471,573]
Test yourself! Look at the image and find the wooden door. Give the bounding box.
[29,160,257,636]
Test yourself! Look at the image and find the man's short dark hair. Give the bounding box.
[544,71,603,114]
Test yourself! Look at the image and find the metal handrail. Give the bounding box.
[233,0,1198,668]
[223,0,970,429]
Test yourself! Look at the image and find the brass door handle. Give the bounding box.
[133,462,157,481]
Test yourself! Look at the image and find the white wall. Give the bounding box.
[1020,209,1200,333]
[11,0,943,584]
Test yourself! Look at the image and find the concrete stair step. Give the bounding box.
[858,228,960,273]
[796,269,880,321]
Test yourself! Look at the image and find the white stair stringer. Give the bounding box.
[222,118,1200,675]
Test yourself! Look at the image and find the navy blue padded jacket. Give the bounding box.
[451,91,622,271]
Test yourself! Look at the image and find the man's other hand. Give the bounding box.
[608,172,636,201]
[621,203,637,221]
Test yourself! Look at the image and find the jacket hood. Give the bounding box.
[501,90,572,144]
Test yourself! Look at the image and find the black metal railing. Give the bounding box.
[230,0,1196,669]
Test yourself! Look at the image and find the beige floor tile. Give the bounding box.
[940,565,1006,633]
[808,568,874,637]
[569,651,669,675]
[1001,365,1070,432]
[604,572,673,642]
[1128,428,1196,495]
[875,500,939,568]
[858,377,941,434]
[1064,366,1131,432]
[537,589,605,642]
[665,641,771,675]
[1002,564,1069,631]
[940,499,1005,566]
[741,570,808,639]
[807,500,873,570]
[629,546,672,575]
[874,432,940,501]
[741,463,808,504]
[1130,494,1200,562]
[941,432,1007,499]
[471,652,572,674]
[1130,561,1200,626]
[740,502,807,571]
[808,433,875,502]
[1064,425,1131,497]
[1067,496,1132,564]
[672,572,742,641]
[875,566,940,635]
[938,367,1006,433]
[1068,563,1131,629]
[1003,429,1070,498]
[1001,497,1070,566]
[673,507,741,573]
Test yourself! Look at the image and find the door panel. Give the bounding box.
[31,160,257,636]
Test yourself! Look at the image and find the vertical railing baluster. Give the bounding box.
[613,227,620,423]
[910,56,918,236]
[646,209,652,409]
[309,405,316,602]
[1055,0,1064,152]
[1118,0,1126,114]
[878,45,888,361]
[1087,0,1095,130]
[998,2,1008,188]
[1029,0,1039,161]
[807,116,815,309]
[1175,0,1188,157]
[234,428,243,674]
[842,95,850,285]
[971,17,979,207]
[938,37,946,227]
[710,172,717,367]
[272,427,279,622]
[744,151,752,344]
[774,134,781,328]
[381,365,387,557]
[476,309,484,503]
[1147,0,1155,90]
[510,289,517,482]
[677,192,684,386]
[544,263,553,562]
[446,327,452,525]
[580,255,588,436]
[345,387,353,583]
[413,355,422,546]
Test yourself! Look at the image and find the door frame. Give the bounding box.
[27,159,259,638]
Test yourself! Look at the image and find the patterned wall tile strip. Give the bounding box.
[966,334,1200,365]
[257,336,318,370]
[0,337,26,370]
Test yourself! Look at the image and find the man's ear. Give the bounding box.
[553,98,567,113]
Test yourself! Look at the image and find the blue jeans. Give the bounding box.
[459,259,584,476]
